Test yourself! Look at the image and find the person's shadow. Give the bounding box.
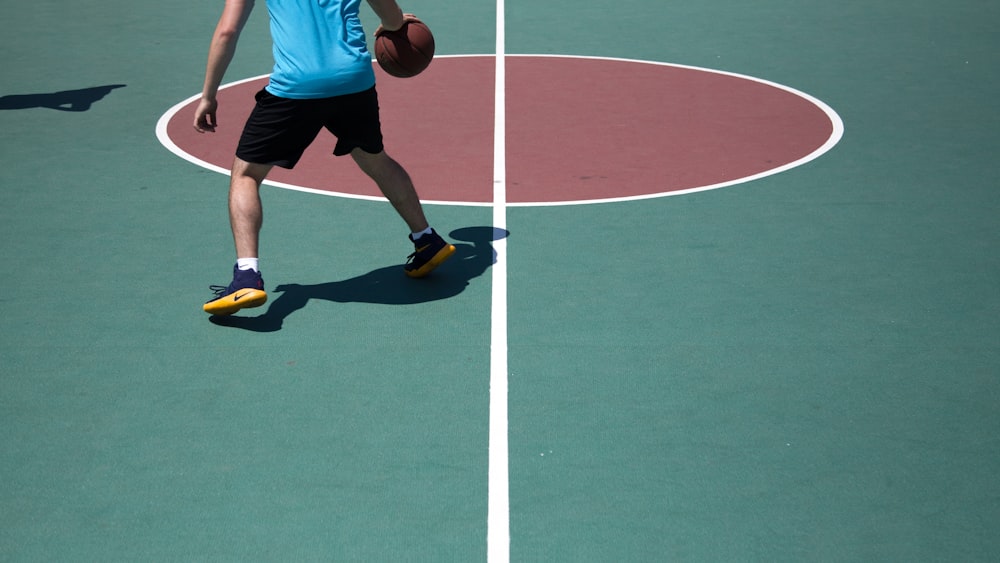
[209,226,509,332]
[0,84,126,111]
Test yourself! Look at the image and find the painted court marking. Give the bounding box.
[155,38,843,563]
[156,56,843,207]
[488,3,509,561]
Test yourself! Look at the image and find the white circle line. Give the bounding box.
[155,54,844,207]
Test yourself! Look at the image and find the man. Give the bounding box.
[194,0,455,316]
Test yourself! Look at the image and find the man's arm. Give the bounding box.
[194,0,256,133]
[366,0,405,32]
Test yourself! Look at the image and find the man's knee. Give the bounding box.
[350,147,386,165]
[231,157,272,184]
[351,148,401,178]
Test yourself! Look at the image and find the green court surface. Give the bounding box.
[2,0,999,560]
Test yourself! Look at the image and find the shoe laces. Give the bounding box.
[208,285,230,298]
[407,244,425,264]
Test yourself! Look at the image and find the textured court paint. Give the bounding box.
[4,0,1000,561]
[504,55,843,205]
[157,55,841,206]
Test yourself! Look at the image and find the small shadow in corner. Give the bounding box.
[209,226,510,332]
[0,84,126,111]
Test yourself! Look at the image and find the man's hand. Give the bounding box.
[194,97,219,133]
[375,13,421,36]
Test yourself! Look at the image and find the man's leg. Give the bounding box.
[351,148,455,277]
[230,156,273,259]
[351,148,429,233]
[203,157,272,315]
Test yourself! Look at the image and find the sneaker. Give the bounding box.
[404,229,456,278]
[203,264,268,315]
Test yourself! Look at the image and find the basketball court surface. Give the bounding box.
[2,0,999,560]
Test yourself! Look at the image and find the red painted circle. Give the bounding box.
[161,55,839,205]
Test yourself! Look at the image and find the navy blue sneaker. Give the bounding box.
[204,265,267,315]
[405,229,455,278]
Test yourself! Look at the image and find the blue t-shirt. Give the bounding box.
[264,0,376,99]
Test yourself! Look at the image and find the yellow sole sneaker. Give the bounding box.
[405,243,456,278]
[203,288,268,316]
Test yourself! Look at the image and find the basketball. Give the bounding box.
[374,17,435,78]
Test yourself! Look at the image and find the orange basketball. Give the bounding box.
[374,18,435,78]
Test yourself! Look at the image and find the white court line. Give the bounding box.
[156,56,843,209]
[487,0,510,561]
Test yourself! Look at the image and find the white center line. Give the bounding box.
[487,0,509,560]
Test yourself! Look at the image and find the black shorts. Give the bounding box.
[235,86,384,168]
